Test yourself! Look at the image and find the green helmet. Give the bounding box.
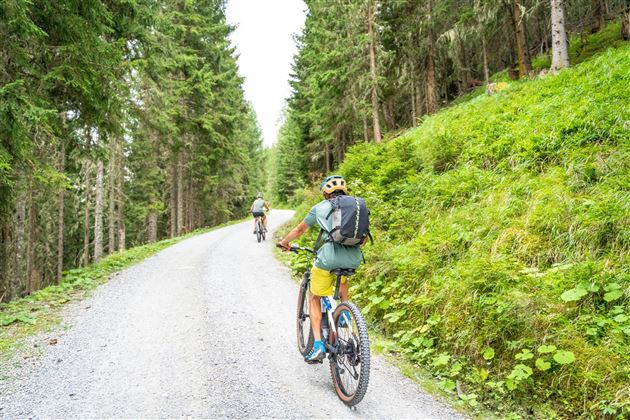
[256,192,263,199]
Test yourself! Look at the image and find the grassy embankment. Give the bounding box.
[0,219,246,360]
[283,42,630,417]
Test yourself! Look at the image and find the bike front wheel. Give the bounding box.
[329,301,370,406]
[296,275,314,356]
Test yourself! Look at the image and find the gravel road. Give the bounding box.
[0,210,463,419]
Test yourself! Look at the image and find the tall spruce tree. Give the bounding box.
[0,0,265,301]
[272,0,629,201]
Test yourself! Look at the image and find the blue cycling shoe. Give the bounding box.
[305,340,326,364]
[338,310,351,328]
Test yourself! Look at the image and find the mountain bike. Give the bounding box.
[254,216,266,243]
[289,245,370,407]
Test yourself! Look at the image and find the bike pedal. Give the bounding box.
[305,358,324,365]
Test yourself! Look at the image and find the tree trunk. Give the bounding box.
[513,1,532,77]
[94,160,104,263]
[82,166,91,266]
[116,146,125,251]
[26,190,38,294]
[550,0,570,71]
[176,150,184,236]
[383,100,396,131]
[425,0,438,114]
[324,142,331,173]
[187,175,193,232]
[367,2,382,143]
[591,0,604,33]
[56,142,65,281]
[108,153,116,254]
[458,38,471,94]
[118,228,126,252]
[0,225,9,302]
[482,34,490,85]
[15,188,27,296]
[622,5,630,40]
[148,211,158,243]
[363,117,369,142]
[414,77,423,117]
[425,33,438,113]
[410,77,417,125]
[169,162,177,238]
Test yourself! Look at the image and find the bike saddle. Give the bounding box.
[330,268,356,277]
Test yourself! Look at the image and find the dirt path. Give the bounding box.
[0,210,462,419]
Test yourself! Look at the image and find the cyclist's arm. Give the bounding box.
[278,221,309,250]
[264,202,271,211]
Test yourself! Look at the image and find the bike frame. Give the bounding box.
[320,283,342,353]
[288,244,369,406]
[300,252,347,356]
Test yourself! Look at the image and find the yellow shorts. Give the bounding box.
[310,266,348,296]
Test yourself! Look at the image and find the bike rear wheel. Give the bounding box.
[296,275,314,356]
[329,302,370,406]
[256,219,262,243]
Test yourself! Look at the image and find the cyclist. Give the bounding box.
[250,192,270,234]
[278,175,362,363]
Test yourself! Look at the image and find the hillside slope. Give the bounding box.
[287,44,630,417]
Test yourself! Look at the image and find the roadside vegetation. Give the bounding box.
[280,43,630,417]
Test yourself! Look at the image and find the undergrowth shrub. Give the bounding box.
[287,44,630,417]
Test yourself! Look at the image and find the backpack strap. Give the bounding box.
[313,228,327,252]
[324,196,338,220]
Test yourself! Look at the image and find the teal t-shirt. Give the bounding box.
[252,198,266,212]
[304,200,363,271]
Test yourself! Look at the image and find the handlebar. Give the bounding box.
[276,244,316,255]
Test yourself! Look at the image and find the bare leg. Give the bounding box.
[263,216,268,231]
[309,293,322,341]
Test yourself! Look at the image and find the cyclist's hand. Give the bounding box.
[277,241,291,251]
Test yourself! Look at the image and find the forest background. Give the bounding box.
[1,0,265,302]
[270,0,630,417]
[2,0,630,417]
[270,0,629,197]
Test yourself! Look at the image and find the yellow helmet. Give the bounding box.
[320,175,348,195]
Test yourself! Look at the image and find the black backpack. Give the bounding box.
[315,195,372,250]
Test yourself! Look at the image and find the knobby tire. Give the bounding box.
[329,302,370,406]
[256,219,262,243]
[296,274,314,356]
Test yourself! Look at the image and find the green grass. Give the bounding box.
[285,43,630,418]
[0,218,246,359]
